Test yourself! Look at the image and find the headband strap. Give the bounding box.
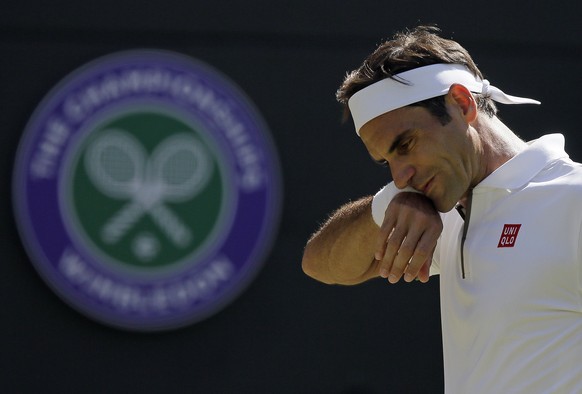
[347,63,541,135]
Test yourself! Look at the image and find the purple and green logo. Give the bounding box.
[13,50,282,331]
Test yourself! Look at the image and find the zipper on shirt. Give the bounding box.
[456,189,473,279]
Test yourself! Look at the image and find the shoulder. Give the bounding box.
[534,156,582,187]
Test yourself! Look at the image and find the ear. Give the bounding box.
[446,83,477,123]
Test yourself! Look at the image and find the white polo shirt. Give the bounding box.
[373,134,582,393]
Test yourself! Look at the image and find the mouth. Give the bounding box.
[419,176,434,195]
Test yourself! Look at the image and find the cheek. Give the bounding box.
[439,146,466,173]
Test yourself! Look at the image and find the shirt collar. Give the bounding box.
[476,133,569,190]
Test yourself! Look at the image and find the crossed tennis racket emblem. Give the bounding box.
[84,130,213,248]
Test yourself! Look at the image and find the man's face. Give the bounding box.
[359,104,478,212]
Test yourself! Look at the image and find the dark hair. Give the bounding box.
[336,25,497,125]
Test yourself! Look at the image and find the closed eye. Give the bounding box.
[388,129,415,156]
[374,158,388,167]
[397,139,412,154]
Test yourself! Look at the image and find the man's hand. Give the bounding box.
[375,192,442,283]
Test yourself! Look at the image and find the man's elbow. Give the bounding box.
[301,244,335,285]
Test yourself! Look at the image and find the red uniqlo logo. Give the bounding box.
[498,224,522,248]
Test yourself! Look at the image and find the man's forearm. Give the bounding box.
[302,196,380,285]
[302,186,443,285]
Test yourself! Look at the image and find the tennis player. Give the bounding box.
[302,26,582,393]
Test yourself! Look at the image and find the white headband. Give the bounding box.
[347,63,541,135]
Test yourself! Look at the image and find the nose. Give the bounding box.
[390,160,415,190]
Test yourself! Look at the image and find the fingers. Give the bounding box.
[403,240,437,283]
[416,259,431,283]
[379,232,433,283]
[375,210,396,262]
[384,228,429,284]
[379,226,405,281]
[375,193,442,284]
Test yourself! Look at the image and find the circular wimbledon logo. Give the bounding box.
[13,50,282,331]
